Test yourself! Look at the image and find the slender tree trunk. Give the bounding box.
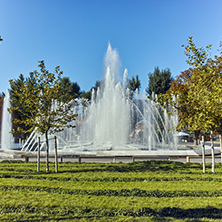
[45,132,49,173]
[211,131,215,173]
[220,134,222,164]
[193,130,199,147]
[37,137,40,172]
[54,136,58,173]
[202,135,205,173]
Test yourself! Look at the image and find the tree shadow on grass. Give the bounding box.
[11,207,222,221]
[57,160,200,174]
[0,160,205,175]
[159,207,222,220]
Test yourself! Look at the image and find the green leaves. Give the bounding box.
[163,37,222,134]
[147,67,173,96]
[9,61,78,136]
[9,61,79,172]
[127,75,141,98]
[182,36,212,68]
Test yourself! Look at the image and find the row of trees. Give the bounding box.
[9,63,173,138]
[81,74,141,101]
[10,71,143,138]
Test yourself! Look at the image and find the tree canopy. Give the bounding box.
[127,75,141,98]
[80,90,91,101]
[180,36,222,172]
[146,67,173,96]
[59,77,81,101]
[158,37,222,140]
[178,37,222,133]
[9,74,32,140]
[80,80,102,102]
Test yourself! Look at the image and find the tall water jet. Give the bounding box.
[79,44,131,148]
[75,43,178,151]
[1,92,14,149]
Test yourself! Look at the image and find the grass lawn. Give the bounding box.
[0,160,222,221]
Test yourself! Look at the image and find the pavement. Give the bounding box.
[0,143,221,164]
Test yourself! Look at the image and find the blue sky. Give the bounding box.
[0,0,222,93]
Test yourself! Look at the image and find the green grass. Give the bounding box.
[0,160,222,221]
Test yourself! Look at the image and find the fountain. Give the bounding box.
[1,92,14,149]
[1,43,180,155]
[21,43,178,154]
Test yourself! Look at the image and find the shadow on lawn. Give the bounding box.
[59,160,201,173]
[14,207,222,221]
[159,207,222,220]
[0,160,204,174]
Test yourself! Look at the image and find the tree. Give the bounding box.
[71,81,81,98]
[92,80,104,96]
[160,36,222,173]
[181,37,222,130]
[158,38,222,135]
[182,37,222,173]
[9,74,33,140]
[80,75,141,106]
[80,80,104,102]
[59,77,81,101]
[127,75,141,98]
[9,61,78,172]
[80,90,91,108]
[147,67,173,96]
[81,90,91,101]
[165,68,201,146]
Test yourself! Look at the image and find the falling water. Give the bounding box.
[1,92,14,149]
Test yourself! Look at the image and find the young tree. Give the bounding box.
[160,36,222,172]
[183,38,222,172]
[147,67,173,96]
[9,61,78,172]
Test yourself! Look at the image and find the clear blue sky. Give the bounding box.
[0,0,222,93]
